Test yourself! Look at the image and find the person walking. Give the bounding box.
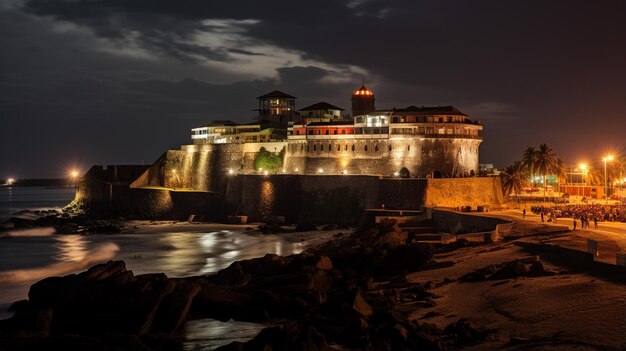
[540,212,544,222]
[593,217,598,229]
[522,209,526,219]
[573,218,577,231]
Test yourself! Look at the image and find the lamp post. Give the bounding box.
[603,155,614,204]
[69,169,79,187]
[579,163,587,199]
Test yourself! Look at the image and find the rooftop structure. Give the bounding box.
[256,90,297,125]
[298,102,344,121]
[351,85,376,117]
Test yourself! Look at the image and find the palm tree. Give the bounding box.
[501,161,528,203]
[554,158,567,195]
[534,143,558,202]
[586,166,603,186]
[522,147,536,189]
[607,155,626,197]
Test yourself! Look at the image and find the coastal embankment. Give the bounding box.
[74,164,505,225]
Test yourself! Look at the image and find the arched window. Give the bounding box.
[333,130,338,135]
[375,144,379,152]
[388,144,392,151]
[313,144,317,151]
[407,145,410,151]
[325,130,329,135]
[341,130,346,134]
[351,145,355,151]
[336,144,340,151]
[328,144,331,151]
[364,145,368,152]
[345,144,348,151]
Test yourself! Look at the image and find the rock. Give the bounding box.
[444,318,486,347]
[215,324,331,351]
[527,261,549,277]
[83,260,128,281]
[151,279,202,334]
[490,260,529,280]
[308,270,334,303]
[352,291,373,318]
[314,256,333,271]
[296,223,317,232]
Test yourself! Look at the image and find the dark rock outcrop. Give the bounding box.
[1,220,495,350]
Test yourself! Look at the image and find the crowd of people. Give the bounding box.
[530,204,625,228]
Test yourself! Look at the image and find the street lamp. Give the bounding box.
[602,155,614,204]
[69,169,80,187]
[579,163,587,198]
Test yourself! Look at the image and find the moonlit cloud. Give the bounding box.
[1,0,625,177]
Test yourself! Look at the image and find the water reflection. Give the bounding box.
[184,319,266,351]
[55,235,88,262]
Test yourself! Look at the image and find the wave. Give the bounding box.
[0,242,120,284]
[1,227,56,237]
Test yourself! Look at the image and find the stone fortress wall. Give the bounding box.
[131,142,287,192]
[284,137,481,177]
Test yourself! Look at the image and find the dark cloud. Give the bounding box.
[1,0,625,177]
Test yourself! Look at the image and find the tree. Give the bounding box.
[253,147,284,173]
[554,158,567,194]
[534,143,558,202]
[501,161,528,203]
[522,147,536,189]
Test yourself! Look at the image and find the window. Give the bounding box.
[326,130,329,135]
[375,144,379,152]
[345,144,348,151]
[334,130,338,135]
[351,145,355,151]
[341,130,346,134]
[328,144,331,151]
[364,145,368,152]
[313,144,317,151]
[337,144,340,151]
[388,145,392,151]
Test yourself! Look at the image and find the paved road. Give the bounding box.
[491,209,626,251]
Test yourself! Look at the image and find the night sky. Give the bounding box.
[1,0,625,178]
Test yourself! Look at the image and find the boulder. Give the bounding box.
[151,279,202,334]
[352,291,373,319]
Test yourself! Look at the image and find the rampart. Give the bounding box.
[283,138,481,177]
[78,165,505,224]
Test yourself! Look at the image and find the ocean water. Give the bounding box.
[0,186,312,349]
[0,186,76,220]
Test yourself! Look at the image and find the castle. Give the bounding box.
[188,85,483,178]
[78,86,502,222]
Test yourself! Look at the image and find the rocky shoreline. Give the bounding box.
[0,221,497,350]
[1,219,621,350]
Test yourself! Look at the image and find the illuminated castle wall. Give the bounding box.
[132,85,484,193]
[284,86,483,178]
